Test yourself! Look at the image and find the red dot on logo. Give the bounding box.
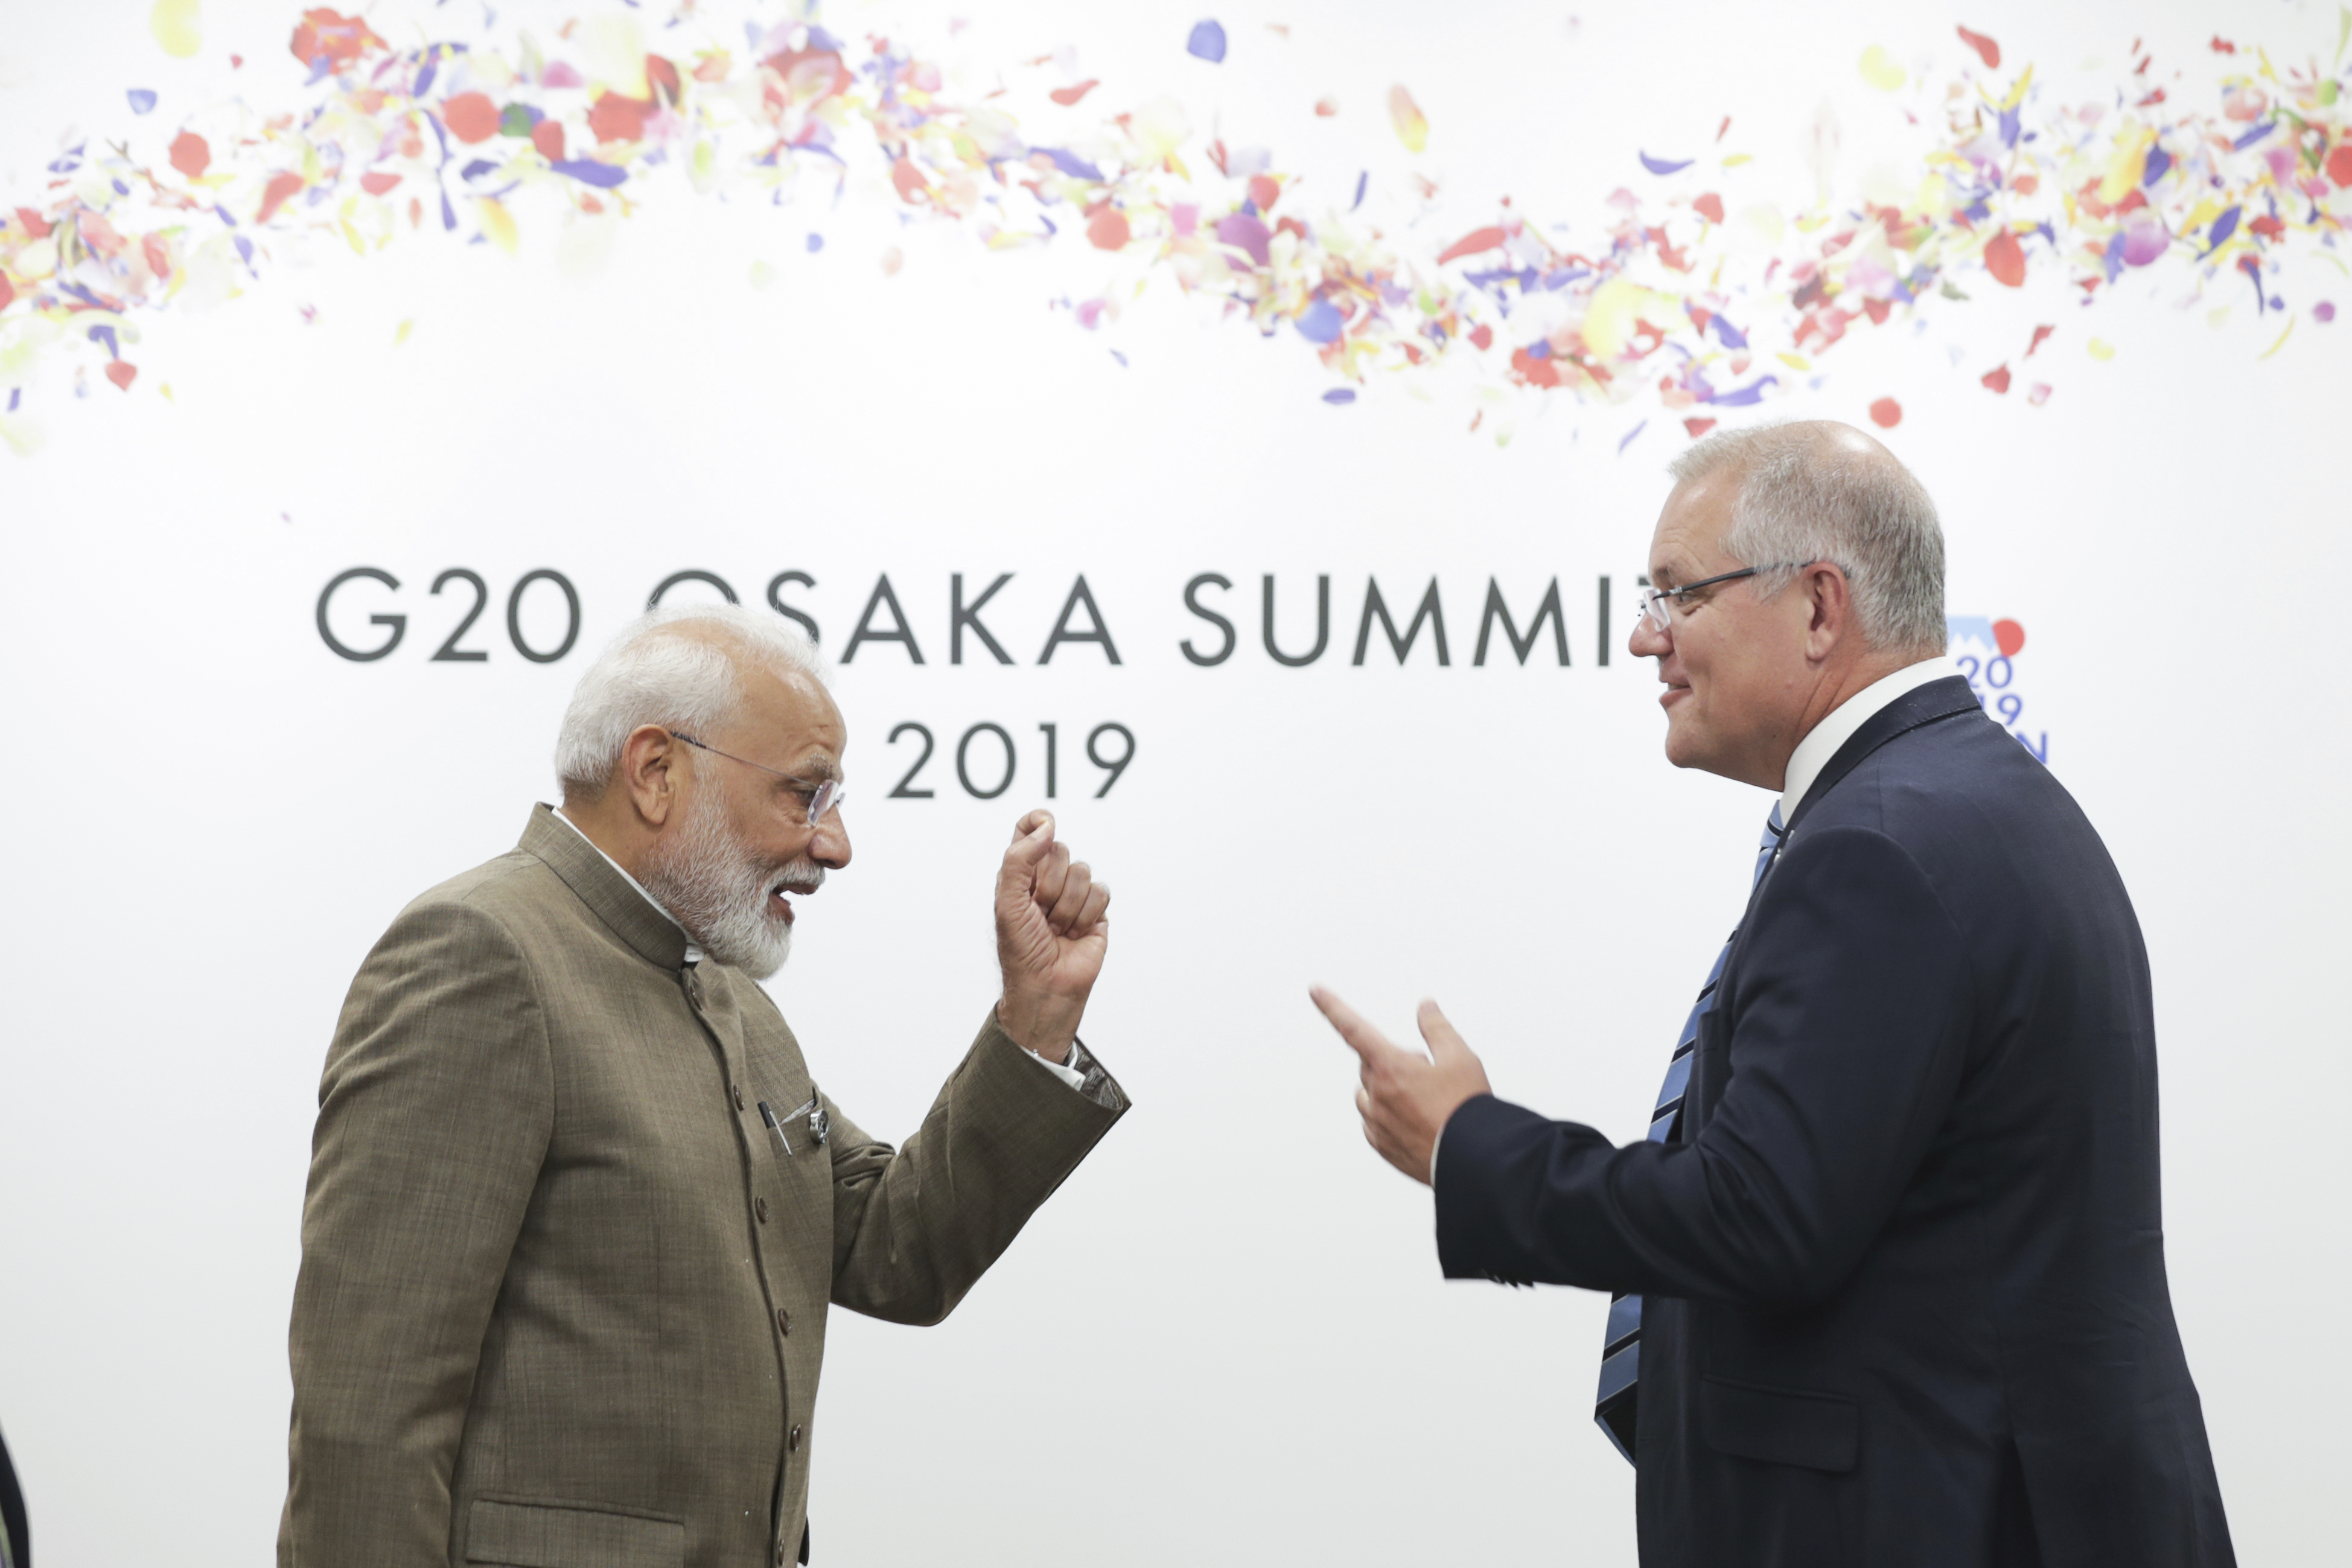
[1992,619,2026,657]
[1868,397,1902,429]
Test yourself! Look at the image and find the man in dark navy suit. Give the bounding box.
[1313,422,2232,1566]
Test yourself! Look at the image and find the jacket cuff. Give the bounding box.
[1432,1093,1543,1285]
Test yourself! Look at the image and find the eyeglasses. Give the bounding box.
[1634,561,1821,635]
[668,731,846,827]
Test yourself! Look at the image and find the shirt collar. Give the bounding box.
[552,806,705,966]
[1779,655,1956,821]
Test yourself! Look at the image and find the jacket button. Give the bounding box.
[733,1085,744,1111]
[776,1307,791,1336]
[789,1424,802,1453]
[774,1544,785,1566]
[756,1197,769,1224]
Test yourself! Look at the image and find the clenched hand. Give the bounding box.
[995,811,1111,1063]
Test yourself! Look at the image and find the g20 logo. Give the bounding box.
[1945,616,2045,762]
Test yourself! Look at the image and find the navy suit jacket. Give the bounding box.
[1435,677,2232,1567]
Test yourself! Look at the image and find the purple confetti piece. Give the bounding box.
[2207,206,2239,249]
[441,191,458,231]
[1711,316,1748,349]
[2317,301,2338,322]
[6,389,17,412]
[2232,121,2275,151]
[1110,349,1128,366]
[1639,151,1694,176]
[541,61,582,89]
[1035,147,1104,181]
[2121,220,2169,267]
[806,232,824,252]
[1617,419,1648,453]
[128,89,158,115]
[2141,146,2171,186]
[1214,212,1271,266]
[1321,387,1356,404]
[1998,105,2021,148]
[88,324,120,359]
[1187,19,1228,63]
[550,159,627,188]
[1707,375,1779,407]
[1351,170,1367,212]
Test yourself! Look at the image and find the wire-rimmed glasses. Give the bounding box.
[669,731,844,826]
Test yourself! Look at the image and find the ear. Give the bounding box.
[617,725,686,828]
[1803,563,1855,661]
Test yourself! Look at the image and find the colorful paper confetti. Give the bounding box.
[2,6,2349,450]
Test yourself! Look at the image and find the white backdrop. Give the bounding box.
[2,1,2346,1563]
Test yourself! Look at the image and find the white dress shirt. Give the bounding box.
[549,808,1090,1092]
[1778,655,1956,820]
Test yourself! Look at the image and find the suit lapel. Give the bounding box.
[1783,676,1981,836]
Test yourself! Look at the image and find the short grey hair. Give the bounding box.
[1666,420,1946,655]
[554,603,828,800]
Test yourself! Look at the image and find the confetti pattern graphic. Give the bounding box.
[2,7,2348,455]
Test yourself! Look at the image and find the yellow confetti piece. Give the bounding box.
[2087,338,2115,360]
[150,0,200,59]
[1721,153,1752,167]
[477,197,518,255]
[1860,45,1905,92]
[2207,307,2231,330]
[2259,315,2296,359]
[1388,84,1429,154]
[1776,351,1812,370]
[748,260,776,290]
[0,415,40,456]
[394,319,414,346]
[159,383,174,401]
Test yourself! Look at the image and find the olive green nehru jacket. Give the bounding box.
[281,805,1127,1568]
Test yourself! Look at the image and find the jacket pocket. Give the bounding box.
[467,1497,686,1568]
[1700,1375,1860,1473]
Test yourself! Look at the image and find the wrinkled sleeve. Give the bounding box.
[1435,826,1972,1310]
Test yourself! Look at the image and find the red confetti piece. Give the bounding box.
[105,360,138,391]
[359,171,401,196]
[1248,173,1281,212]
[1467,324,1494,350]
[587,92,648,145]
[2025,324,2054,357]
[1869,397,1902,427]
[1981,364,2012,394]
[1050,80,1100,106]
[12,206,51,239]
[1957,27,2001,69]
[1086,208,1131,250]
[891,157,931,202]
[168,131,210,179]
[441,92,500,144]
[646,56,681,107]
[0,275,13,313]
[1683,416,1718,437]
[531,121,566,162]
[1314,97,1338,117]
[291,9,386,70]
[257,171,305,224]
[1984,228,2026,287]
[141,233,171,278]
[1694,192,1724,224]
[1436,226,1506,264]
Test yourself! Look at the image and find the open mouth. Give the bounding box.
[770,881,820,923]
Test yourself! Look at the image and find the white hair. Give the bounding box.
[554,602,828,800]
[1667,421,1946,657]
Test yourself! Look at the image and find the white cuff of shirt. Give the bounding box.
[1026,1045,1089,1092]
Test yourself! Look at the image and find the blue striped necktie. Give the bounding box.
[1593,803,1786,1465]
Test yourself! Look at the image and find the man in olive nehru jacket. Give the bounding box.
[281,603,1127,1568]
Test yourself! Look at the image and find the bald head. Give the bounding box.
[1667,419,1946,658]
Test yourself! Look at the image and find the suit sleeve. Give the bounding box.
[823,1010,1126,1325]
[1435,825,1972,1309]
[281,901,552,1568]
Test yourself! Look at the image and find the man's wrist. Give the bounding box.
[995,995,1079,1063]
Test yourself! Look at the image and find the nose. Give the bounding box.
[1629,610,1670,660]
[809,808,852,870]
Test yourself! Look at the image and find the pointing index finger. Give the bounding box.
[1310,985,1406,1066]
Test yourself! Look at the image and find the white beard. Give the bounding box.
[639,776,825,981]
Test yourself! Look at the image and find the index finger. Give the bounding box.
[1308,985,1407,1066]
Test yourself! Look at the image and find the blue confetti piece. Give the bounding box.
[2141,147,2171,187]
[550,159,627,188]
[1617,420,1648,453]
[1034,147,1104,181]
[1187,19,1228,63]
[461,158,500,182]
[2232,121,2275,151]
[1707,375,1779,407]
[88,324,120,359]
[1351,171,1367,212]
[1294,298,1345,344]
[1639,151,1693,176]
[415,62,436,99]
[441,191,459,231]
[806,232,824,252]
[1321,388,1357,404]
[6,389,17,412]
[2208,206,2240,249]
[1111,350,1128,367]
[127,89,158,115]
